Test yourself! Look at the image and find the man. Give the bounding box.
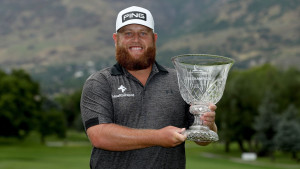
[81,6,217,169]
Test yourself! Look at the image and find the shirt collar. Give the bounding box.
[110,61,168,76]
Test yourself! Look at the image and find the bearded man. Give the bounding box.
[80,6,217,169]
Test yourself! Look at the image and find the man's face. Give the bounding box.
[113,24,157,70]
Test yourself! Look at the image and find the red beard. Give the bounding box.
[116,43,156,71]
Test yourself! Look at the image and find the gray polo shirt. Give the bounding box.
[81,62,192,169]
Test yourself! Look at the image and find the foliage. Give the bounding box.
[277,68,300,110]
[0,69,41,139]
[0,69,68,143]
[274,104,300,160]
[218,64,281,152]
[218,64,300,160]
[38,109,67,144]
[55,90,83,130]
[253,90,279,157]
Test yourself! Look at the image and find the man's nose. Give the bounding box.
[131,33,140,42]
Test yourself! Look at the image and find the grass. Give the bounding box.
[0,145,90,169]
[185,141,299,169]
[0,131,91,169]
[0,131,299,169]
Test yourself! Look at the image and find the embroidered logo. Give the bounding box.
[122,11,146,22]
[112,85,135,98]
[118,85,127,93]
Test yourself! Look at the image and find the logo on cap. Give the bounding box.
[122,11,146,23]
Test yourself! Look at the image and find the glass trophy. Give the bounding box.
[172,54,234,142]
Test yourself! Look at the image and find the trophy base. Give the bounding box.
[186,125,219,142]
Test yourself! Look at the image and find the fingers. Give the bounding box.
[173,128,186,142]
[201,106,216,128]
[176,128,187,141]
[189,103,217,130]
[178,127,186,134]
[209,103,217,111]
[164,127,187,147]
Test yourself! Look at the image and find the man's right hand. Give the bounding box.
[156,126,187,148]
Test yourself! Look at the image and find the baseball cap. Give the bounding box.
[116,6,154,32]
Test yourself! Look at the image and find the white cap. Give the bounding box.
[116,6,154,32]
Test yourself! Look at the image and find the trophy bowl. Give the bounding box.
[172,54,234,142]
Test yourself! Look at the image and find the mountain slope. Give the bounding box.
[0,0,299,94]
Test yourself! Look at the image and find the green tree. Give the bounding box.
[55,90,82,130]
[218,64,281,152]
[253,90,279,159]
[38,109,67,144]
[0,69,41,139]
[217,70,241,152]
[274,104,300,161]
[277,68,300,110]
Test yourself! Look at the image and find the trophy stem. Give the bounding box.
[193,114,203,126]
[186,104,219,142]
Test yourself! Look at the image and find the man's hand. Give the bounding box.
[156,126,187,148]
[201,104,217,132]
[195,103,218,146]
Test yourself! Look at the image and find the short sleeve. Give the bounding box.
[80,72,114,131]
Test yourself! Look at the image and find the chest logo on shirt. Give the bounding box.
[118,85,127,93]
[112,85,135,98]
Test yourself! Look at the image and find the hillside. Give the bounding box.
[0,0,299,94]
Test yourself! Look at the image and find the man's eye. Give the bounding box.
[140,32,147,36]
[125,32,132,36]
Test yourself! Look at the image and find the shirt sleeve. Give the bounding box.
[80,72,114,131]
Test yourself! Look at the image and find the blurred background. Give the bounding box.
[0,0,299,168]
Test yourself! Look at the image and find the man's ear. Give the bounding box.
[154,33,158,43]
[112,33,118,46]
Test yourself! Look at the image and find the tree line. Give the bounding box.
[0,69,80,143]
[0,64,299,161]
[217,64,300,161]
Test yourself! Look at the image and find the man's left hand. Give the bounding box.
[201,104,217,132]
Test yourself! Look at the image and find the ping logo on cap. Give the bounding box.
[122,11,147,23]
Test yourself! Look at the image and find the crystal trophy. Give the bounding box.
[172,54,234,142]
